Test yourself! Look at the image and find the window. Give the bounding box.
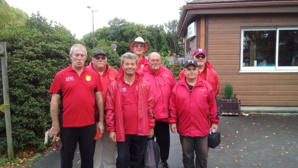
[240,27,298,72]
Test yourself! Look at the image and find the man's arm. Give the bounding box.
[96,91,104,133]
[49,94,60,142]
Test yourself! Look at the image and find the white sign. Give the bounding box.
[187,22,196,39]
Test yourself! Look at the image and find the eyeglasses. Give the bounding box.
[133,44,145,48]
[93,56,106,60]
[195,55,206,59]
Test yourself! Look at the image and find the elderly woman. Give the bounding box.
[169,59,220,168]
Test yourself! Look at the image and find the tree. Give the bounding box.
[0,13,77,153]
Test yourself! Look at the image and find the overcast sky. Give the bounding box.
[6,0,186,39]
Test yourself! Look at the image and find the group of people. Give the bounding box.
[48,36,220,168]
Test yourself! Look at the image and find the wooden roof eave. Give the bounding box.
[177,1,298,37]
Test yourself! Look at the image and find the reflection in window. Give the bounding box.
[278,30,298,66]
[242,28,298,70]
[243,30,276,67]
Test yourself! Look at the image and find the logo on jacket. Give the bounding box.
[122,88,127,92]
[86,75,91,81]
[199,88,206,92]
[65,76,74,81]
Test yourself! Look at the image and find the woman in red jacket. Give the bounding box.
[169,59,220,168]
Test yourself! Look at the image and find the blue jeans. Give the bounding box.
[180,135,208,168]
[116,134,148,168]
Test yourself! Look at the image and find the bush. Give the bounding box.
[224,83,234,99]
[0,13,78,154]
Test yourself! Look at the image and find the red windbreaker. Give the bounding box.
[178,61,220,95]
[169,78,219,137]
[138,65,176,121]
[105,72,155,142]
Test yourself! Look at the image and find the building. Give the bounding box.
[178,0,298,110]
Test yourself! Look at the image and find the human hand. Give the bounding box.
[97,122,104,134]
[109,132,116,142]
[170,124,177,133]
[49,126,60,143]
[211,124,218,132]
[148,128,154,138]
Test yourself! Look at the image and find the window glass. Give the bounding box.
[241,28,298,72]
[243,30,276,67]
[278,29,298,66]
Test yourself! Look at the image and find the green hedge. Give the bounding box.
[0,13,78,152]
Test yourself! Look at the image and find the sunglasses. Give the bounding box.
[133,44,145,48]
[195,55,206,59]
[93,56,106,60]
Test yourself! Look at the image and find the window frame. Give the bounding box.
[240,27,298,73]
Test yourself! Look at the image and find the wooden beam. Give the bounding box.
[199,16,206,49]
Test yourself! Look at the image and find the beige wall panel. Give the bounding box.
[206,14,298,106]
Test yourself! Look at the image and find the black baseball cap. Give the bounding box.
[93,50,106,57]
[184,59,198,68]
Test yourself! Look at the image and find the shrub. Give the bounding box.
[224,83,234,99]
[0,13,77,154]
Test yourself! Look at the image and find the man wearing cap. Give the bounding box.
[87,49,119,168]
[138,52,175,168]
[169,59,219,168]
[48,44,104,168]
[178,48,220,96]
[105,52,155,168]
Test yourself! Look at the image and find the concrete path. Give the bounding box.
[30,113,298,168]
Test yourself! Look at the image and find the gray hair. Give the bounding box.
[121,52,138,65]
[69,44,87,55]
[148,52,161,60]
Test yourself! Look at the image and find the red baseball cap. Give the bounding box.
[193,48,207,56]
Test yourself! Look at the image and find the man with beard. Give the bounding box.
[87,50,118,168]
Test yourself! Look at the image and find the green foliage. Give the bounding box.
[0,0,28,30]
[0,12,77,153]
[82,18,184,58]
[88,39,121,70]
[224,83,234,99]
[162,57,183,79]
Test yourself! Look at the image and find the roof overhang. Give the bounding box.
[178,1,298,37]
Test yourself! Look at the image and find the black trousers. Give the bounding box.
[180,135,209,168]
[60,124,96,168]
[153,121,170,162]
[116,134,148,168]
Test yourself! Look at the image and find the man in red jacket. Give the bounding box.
[178,48,220,96]
[105,52,155,168]
[170,59,219,168]
[87,50,119,168]
[138,52,175,168]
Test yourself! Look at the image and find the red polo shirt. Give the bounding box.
[121,80,138,134]
[49,65,102,127]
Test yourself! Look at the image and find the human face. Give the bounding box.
[92,54,107,69]
[148,53,161,73]
[69,47,87,69]
[122,58,137,76]
[132,43,145,56]
[184,65,199,80]
[193,54,206,66]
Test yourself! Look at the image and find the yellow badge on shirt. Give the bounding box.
[141,64,144,68]
[86,75,91,81]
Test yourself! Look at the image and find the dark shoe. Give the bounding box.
[162,161,169,168]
